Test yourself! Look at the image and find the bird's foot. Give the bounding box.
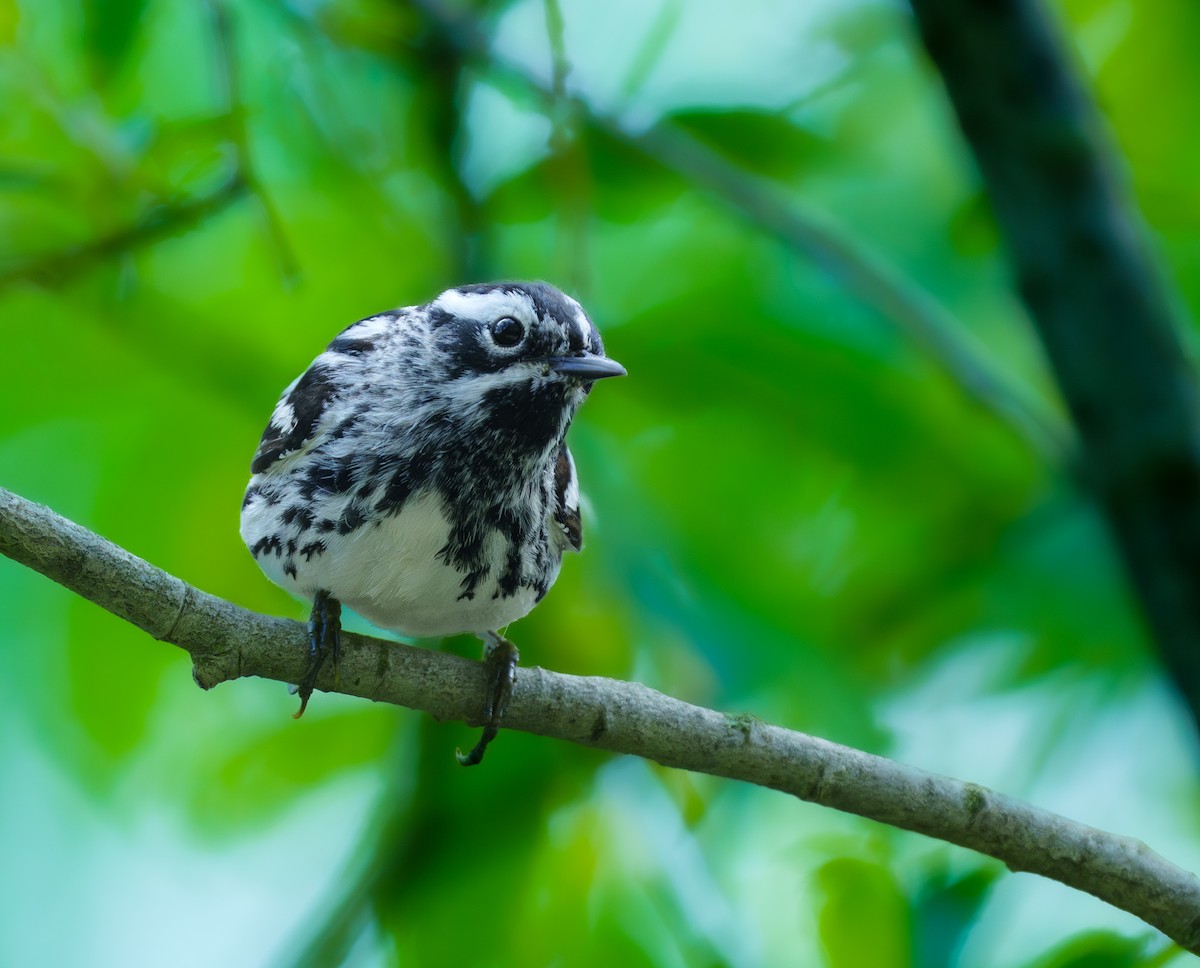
[456,632,519,766]
[294,590,341,719]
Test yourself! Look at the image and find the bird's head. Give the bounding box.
[422,282,625,450]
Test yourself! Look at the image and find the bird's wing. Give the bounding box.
[552,443,583,552]
[250,362,339,474]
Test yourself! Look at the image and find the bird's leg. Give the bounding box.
[456,631,519,766]
[294,589,341,719]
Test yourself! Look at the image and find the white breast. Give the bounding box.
[249,489,548,638]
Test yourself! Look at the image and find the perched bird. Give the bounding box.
[240,281,625,763]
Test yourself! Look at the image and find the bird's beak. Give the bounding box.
[548,353,627,381]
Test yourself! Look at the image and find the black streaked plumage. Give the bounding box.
[240,281,625,763]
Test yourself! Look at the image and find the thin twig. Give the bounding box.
[1,483,1198,952]
[541,0,591,293]
[1,3,295,292]
[543,0,569,104]
[628,121,1066,460]
[0,175,248,290]
[207,0,301,287]
[416,11,486,281]
[409,0,1068,464]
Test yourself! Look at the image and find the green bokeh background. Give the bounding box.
[2,0,1199,965]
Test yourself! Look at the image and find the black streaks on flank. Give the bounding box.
[375,445,436,516]
[376,473,413,516]
[301,456,355,499]
[283,560,298,579]
[455,572,480,602]
[246,485,283,509]
[280,504,316,529]
[457,560,486,599]
[337,504,367,534]
[496,545,523,598]
[251,364,338,474]
[327,417,358,443]
[408,445,437,488]
[252,535,284,558]
[491,508,527,599]
[441,514,489,600]
[299,540,326,561]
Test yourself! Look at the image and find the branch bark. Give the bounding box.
[908,0,1200,732]
[2,485,1199,951]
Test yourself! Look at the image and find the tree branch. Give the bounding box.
[0,3,292,294]
[0,174,248,291]
[908,0,1200,733]
[2,484,1198,950]
[206,0,301,287]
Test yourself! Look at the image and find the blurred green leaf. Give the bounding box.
[817,858,910,968]
[0,165,57,191]
[82,0,147,83]
[1031,931,1159,968]
[947,190,1000,258]
[189,707,398,832]
[668,108,833,181]
[912,866,1001,968]
[66,600,176,762]
[481,120,686,226]
[0,0,16,45]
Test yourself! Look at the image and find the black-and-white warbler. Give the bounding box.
[240,281,625,763]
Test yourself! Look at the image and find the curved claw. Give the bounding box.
[294,590,341,718]
[457,634,519,767]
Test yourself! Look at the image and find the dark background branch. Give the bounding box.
[908,0,1200,732]
[0,174,247,291]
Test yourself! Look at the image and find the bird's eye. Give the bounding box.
[490,316,525,348]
